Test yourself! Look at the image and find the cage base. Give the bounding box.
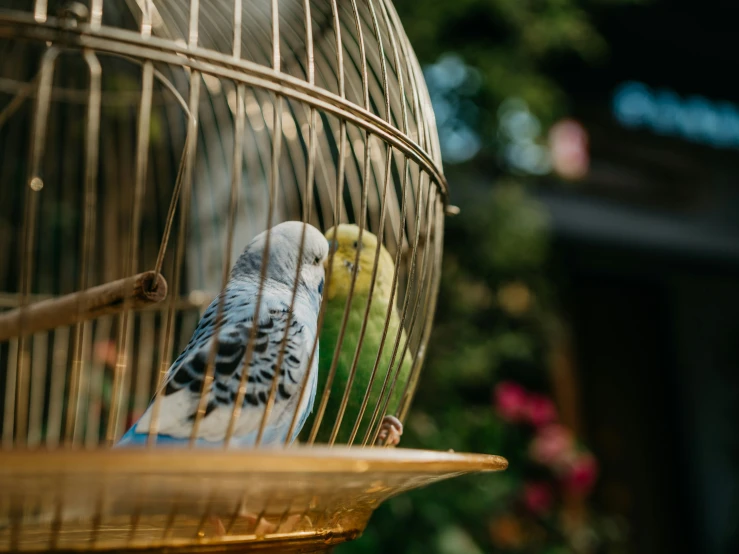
[0,446,507,553]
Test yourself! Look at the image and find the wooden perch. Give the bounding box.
[0,271,168,342]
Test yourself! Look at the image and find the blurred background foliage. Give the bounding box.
[339,1,640,552]
[404,0,640,166]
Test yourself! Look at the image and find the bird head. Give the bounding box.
[232,221,328,301]
[323,224,395,301]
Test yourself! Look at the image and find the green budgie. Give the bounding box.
[304,224,414,446]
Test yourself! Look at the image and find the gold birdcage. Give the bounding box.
[0,0,507,552]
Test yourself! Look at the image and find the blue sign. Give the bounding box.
[612,81,739,149]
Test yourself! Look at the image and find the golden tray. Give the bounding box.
[0,447,507,553]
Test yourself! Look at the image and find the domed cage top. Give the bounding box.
[0,1,506,551]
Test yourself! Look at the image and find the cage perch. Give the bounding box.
[0,271,167,341]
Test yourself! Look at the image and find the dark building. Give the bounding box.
[541,1,739,553]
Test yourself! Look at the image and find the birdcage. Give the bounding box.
[0,0,507,552]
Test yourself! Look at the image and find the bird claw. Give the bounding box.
[375,415,403,447]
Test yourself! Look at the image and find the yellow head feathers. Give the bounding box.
[324,224,396,301]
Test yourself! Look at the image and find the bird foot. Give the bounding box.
[375,415,403,447]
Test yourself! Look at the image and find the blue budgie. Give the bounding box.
[0,223,328,535]
[118,221,328,448]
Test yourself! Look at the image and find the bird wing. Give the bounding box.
[122,282,317,444]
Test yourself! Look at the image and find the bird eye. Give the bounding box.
[314,256,321,265]
[352,240,359,249]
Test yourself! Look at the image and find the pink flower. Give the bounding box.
[529,423,574,469]
[564,453,598,496]
[525,394,558,427]
[494,381,528,422]
[522,481,554,515]
[549,119,589,180]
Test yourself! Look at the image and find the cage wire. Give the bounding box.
[0,0,484,550]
